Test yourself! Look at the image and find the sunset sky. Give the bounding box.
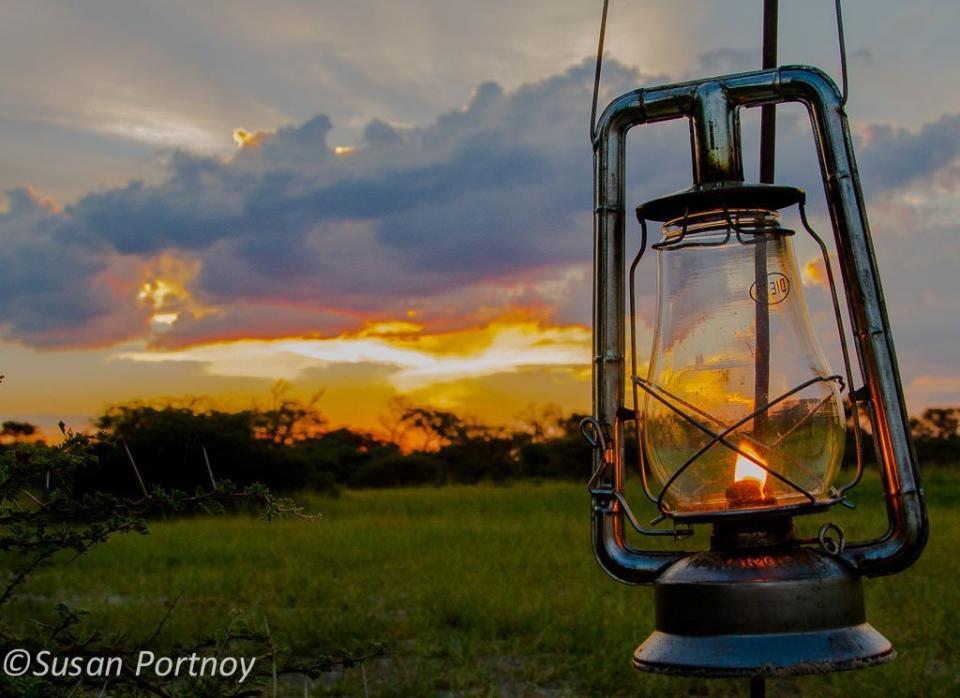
[2,0,959,436]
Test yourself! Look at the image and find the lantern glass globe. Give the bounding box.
[641,209,846,515]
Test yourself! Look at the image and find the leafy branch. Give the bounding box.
[0,424,381,696]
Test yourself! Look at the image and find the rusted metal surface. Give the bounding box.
[634,629,894,678]
[632,547,894,676]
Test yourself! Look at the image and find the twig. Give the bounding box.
[264,615,277,698]
[202,444,217,489]
[117,664,174,698]
[20,488,43,507]
[122,438,150,499]
[0,551,52,605]
[141,592,184,647]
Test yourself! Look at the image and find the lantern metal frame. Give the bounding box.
[587,65,928,677]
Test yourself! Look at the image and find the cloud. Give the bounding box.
[233,127,275,149]
[119,317,591,392]
[858,115,960,193]
[692,48,759,77]
[801,257,828,288]
[0,58,672,347]
[0,188,148,346]
[3,54,960,375]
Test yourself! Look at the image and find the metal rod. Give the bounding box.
[589,0,610,142]
[122,438,149,499]
[754,0,777,438]
[691,82,743,185]
[760,0,778,183]
[201,444,217,489]
[835,0,849,108]
[798,201,866,495]
[628,218,658,504]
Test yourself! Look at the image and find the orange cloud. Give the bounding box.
[119,315,591,393]
[232,127,275,149]
[802,257,828,288]
[0,186,61,214]
[137,254,214,333]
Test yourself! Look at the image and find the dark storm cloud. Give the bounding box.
[0,189,144,346]
[857,115,960,193]
[2,57,960,348]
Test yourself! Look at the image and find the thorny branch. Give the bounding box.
[0,425,382,696]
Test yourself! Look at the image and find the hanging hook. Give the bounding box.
[579,416,607,453]
[589,0,610,142]
[835,0,849,108]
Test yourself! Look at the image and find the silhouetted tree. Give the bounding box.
[254,380,328,444]
[1,420,36,441]
[910,407,960,464]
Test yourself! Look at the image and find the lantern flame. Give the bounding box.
[734,442,768,490]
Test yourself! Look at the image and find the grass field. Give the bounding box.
[6,470,960,696]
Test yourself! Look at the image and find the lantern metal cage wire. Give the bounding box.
[585,196,865,538]
[624,198,866,526]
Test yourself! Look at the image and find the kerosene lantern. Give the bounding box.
[582,59,928,686]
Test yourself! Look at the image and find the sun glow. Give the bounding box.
[802,257,828,288]
[136,255,213,331]
[119,317,591,392]
[137,279,183,308]
[233,127,274,149]
[151,312,179,326]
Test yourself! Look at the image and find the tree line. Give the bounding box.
[3,395,959,496]
[2,391,592,495]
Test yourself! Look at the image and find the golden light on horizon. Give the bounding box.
[357,320,424,337]
[119,316,591,393]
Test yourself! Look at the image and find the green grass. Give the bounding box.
[7,470,960,696]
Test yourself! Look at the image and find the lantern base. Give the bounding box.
[633,547,894,677]
[634,625,893,677]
